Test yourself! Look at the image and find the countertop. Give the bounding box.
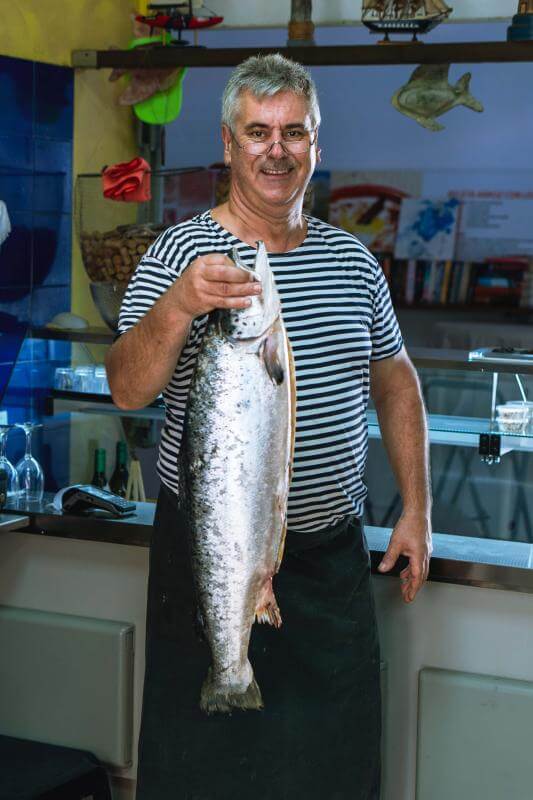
[0,513,30,531]
[2,494,533,593]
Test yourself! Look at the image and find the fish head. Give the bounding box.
[220,241,281,339]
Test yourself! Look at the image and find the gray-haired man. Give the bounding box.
[107,53,432,800]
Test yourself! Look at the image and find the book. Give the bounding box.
[440,260,454,304]
[405,259,417,304]
[458,262,472,303]
[471,258,527,306]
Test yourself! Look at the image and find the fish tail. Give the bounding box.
[200,665,263,714]
[255,578,282,628]
[456,72,484,112]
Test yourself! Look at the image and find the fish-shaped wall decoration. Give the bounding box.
[391,64,483,131]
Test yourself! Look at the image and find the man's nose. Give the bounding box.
[267,140,287,157]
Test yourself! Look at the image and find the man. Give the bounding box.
[106,53,432,800]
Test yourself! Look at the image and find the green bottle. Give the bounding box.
[109,441,129,497]
[91,447,107,489]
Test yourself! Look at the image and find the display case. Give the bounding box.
[10,329,531,543]
[365,347,533,543]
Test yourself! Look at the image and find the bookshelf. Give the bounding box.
[384,257,532,312]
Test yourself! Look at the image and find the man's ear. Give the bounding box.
[316,145,322,165]
[221,124,232,166]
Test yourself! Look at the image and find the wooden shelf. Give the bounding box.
[72,41,533,70]
[395,303,533,313]
[29,326,114,345]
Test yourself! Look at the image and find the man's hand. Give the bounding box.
[172,253,262,319]
[377,511,432,603]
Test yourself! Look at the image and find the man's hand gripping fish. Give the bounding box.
[180,241,296,714]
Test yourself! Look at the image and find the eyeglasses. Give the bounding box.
[232,129,318,155]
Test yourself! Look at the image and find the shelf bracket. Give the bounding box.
[72,50,98,68]
[478,432,513,464]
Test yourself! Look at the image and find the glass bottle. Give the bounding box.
[109,441,129,497]
[91,447,108,489]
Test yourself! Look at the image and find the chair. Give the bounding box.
[0,735,112,800]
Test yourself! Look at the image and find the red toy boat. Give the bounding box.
[136,2,223,37]
[136,13,224,31]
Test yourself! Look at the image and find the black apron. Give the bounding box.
[136,484,382,800]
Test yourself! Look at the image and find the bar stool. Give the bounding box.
[0,735,112,800]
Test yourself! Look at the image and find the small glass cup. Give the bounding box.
[15,422,44,504]
[0,424,20,500]
[54,367,75,391]
[93,364,109,394]
[73,365,95,393]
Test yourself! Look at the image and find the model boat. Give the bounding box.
[136,2,223,44]
[362,0,452,41]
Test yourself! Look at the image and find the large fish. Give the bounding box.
[179,241,296,714]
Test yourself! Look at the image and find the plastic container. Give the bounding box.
[496,416,529,434]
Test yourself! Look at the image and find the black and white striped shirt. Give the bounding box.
[118,211,403,532]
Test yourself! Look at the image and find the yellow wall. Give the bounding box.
[2,1,134,66]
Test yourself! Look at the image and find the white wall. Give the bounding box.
[165,22,533,173]
[209,0,518,28]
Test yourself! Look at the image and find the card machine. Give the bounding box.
[53,484,136,517]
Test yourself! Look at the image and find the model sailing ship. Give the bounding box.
[362,0,452,41]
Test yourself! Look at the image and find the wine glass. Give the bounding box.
[0,424,20,500]
[15,422,44,503]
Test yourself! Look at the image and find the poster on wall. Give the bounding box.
[394,197,460,260]
[328,170,422,253]
[454,195,533,261]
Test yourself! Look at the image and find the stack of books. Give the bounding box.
[380,257,530,308]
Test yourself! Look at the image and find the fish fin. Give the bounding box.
[455,71,472,93]
[410,64,449,84]
[417,116,445,132]
[255,578,282,628]
[259,333,284,385]
[200,666,263,714]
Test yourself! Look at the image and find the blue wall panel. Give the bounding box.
[0,54,73,490]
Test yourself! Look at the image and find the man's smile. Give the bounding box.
[259,162,295,177]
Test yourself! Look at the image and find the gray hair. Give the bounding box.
[221,53,321,131]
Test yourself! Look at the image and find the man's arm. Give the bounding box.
[105,291,193,410]
[369,346,433,603]
[106,253,262,410]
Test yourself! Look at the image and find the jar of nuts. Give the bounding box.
[80,223,165,286]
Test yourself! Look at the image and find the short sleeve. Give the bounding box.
[116,228,198,336]
[370,261,404,361]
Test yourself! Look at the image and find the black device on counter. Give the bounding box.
[53,484,136,517]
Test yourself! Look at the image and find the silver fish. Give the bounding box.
[392,64,483,131]
[180,241,296,714]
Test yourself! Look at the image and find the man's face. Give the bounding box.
[222,89,320,211]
